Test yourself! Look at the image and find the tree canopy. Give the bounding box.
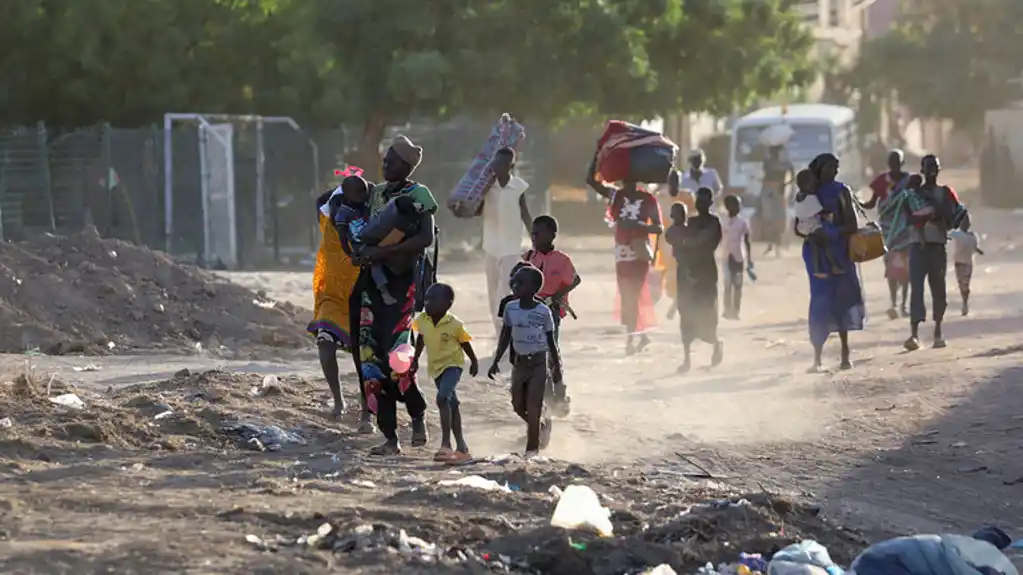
[0,0,815,155]
[849,0,1023,130]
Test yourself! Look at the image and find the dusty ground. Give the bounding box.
[2,202,1023,573]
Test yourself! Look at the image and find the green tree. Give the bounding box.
[850,0,1023,130]
[283,0,815,167]
[0,0,276,128]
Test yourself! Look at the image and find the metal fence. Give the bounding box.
[0,119,555,267]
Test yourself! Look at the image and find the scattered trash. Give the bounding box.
[437,475,511,493]
[549,485,563,499]
[850,534,1015,575]
[350,479,376,488]
[0,417,12,428]
[49,393,85,410]
[644,565,678,575]
[770,540,844,575]
[549,484,613,537]
[244,533,271,551]
[153,410,174,420]
[72,364,101,372]
[221,422,306,451]
[251,375,284,397]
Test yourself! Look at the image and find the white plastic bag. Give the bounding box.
[549,485,613,537]
[49,393,85,410]
[760,123,795,147]
[437,475,511,493]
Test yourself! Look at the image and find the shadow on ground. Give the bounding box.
[819,363,1023,537]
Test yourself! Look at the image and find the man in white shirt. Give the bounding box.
[680,149,723,198]
[483,147,532,335]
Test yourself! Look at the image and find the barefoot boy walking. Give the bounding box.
[488,266,562,456]
[411,283,479,464]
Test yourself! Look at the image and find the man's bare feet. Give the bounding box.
[807,364,824,374]
[331,399,346,418]
[886,307,898,320]
[357,411,376,434]
[711,341,723,367]
[677,360,692,374]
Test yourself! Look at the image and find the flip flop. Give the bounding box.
[433,448,454,462]
[445,451,474,466]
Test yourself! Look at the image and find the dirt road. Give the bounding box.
[2,206,1023,573]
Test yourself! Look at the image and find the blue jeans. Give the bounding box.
[435,367,462,408]
[909,243,948,324]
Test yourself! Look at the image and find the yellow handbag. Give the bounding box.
[849,221,887,263]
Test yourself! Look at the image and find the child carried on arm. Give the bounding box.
[794,169,844,278]
[333,175,425,304]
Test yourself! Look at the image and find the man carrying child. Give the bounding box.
[904,155,967,351]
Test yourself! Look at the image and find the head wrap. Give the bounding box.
[809,153,838,179]
[390,134,423,171]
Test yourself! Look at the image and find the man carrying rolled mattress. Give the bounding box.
[482,147,532,339]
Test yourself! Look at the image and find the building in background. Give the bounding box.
[665,0,878,177]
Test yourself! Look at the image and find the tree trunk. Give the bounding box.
[347,115,387,181]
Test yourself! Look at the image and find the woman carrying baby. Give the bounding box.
[796,153,866,373]
[350,135,438,455]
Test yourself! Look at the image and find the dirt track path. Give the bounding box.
[3,206,1023,572]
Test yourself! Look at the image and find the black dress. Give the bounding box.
[674,214,722,344]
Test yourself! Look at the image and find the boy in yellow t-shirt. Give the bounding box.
[411,283,479,464]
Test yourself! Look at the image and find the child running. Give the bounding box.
[523,215,579,415]
[949,213,983,316]
[720,195,753,320]
[410,283,479,464]
[488,265,562,456]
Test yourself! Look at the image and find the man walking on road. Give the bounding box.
[483,147,532,337]
[905,154,965,351]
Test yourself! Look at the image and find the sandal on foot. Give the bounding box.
[445,451,473,465]
[433,448,454,462]
[369,442,401,456]
[886,307,899,320]
[933,338,947,349]
[904,337,920,352]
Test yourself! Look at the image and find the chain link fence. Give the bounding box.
[0,119,553,266]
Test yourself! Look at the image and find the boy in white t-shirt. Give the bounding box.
[721,195,753,320]
[482,147,532,337]
[949,213,983,316]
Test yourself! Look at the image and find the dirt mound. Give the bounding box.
[0,227,310,355]
[0,369,327,457]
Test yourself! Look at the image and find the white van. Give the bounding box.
[727,104,863,232]
[728,104,863,193]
